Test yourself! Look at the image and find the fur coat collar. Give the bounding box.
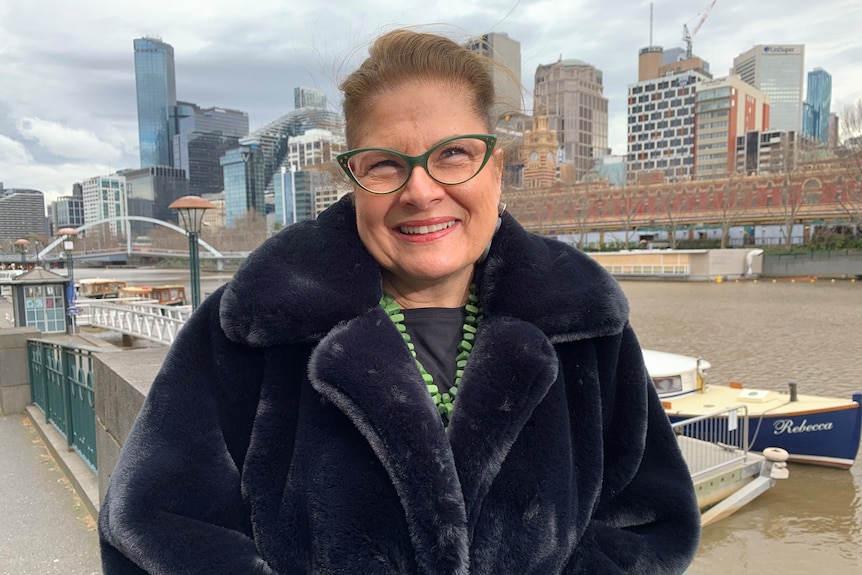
[220,195,629,347]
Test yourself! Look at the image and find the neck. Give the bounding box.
[382,267,474,309]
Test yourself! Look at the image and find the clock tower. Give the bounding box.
[523,114,557,189]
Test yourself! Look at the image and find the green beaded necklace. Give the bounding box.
[380,283,482,427]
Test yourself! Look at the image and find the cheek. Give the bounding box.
[354,195,390,241]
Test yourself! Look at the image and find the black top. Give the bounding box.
[401,307,465,394]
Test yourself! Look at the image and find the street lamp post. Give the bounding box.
[13,238,30,269]
[169,195,214,310]
[56,228,79,333]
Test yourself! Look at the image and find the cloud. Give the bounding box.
[17,117,124,163]
[0,134,32,164]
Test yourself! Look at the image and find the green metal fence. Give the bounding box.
[28,339,98,472]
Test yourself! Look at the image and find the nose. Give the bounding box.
[398,164,445,209]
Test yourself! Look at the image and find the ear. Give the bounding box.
[491,148,504,185]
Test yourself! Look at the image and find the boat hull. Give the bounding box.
[666,391,862,469]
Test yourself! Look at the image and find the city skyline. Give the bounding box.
[1,0,860,206]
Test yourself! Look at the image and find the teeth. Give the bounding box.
[400,221,455,235]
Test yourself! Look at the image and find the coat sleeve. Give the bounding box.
[98,292,278,575]
[566,325,701,574]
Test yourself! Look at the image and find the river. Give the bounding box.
[72,267,862,573]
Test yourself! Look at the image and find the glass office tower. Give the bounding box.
[732,45,804,134]
[803,68,832,145]
[134,37,177,168]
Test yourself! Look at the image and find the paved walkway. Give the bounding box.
[0,413,102,574]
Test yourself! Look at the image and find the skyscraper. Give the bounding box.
[172,102,249,196]
[466,32,523,118]
[0,188,46,239]
[802,67,832,145]
[134,37,177,169]
[534,58,609,182]
[694,75,770,179]
[123,166,189,237]
[294,87,327,110]
[732,45,805,133]
[51,183,85,233]
[81,174,127,236]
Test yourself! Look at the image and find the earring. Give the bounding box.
[479,202,505,264]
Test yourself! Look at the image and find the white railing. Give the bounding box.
[672,405,749,480]
[82,301,191,346]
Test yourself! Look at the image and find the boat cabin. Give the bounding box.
[119,285,187,306]
[78,278,127,299]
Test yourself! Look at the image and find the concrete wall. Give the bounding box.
[94,347,167,502]
[0,327,41,415]
[763,251,862,278]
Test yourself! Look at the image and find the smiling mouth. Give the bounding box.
[399,221,456,235]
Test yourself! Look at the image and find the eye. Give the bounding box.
[351,151,405,177]
[437,144,472,161]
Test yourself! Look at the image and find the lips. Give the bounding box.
[399,220,456,235]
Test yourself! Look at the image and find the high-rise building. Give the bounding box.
[134,37,177,169]
[0,188,46,240]
[466,32,523,118]
[735,129,798,176]
[627,69,710,182]
[802,68,832,145]
[51,183,85,233]
[694,75,770,179]
[294,87,327,110]
[828,112,840,148]
[221,98,344,227]
[81,174,127,236]
[122,166,189,237]
[732,45,805,134]
[172,102,249,196]
[220,145,265,227]
[534,58,609,182]
[274,169,332,227]
[285,128,345,171]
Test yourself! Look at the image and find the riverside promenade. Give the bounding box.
[1,293,102,573]
[0,412,102,574]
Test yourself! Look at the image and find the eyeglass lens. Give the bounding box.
[348,137,489,193]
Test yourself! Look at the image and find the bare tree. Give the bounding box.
[712,174,749,248]
[616,185,646,247]
[836,100,862,236]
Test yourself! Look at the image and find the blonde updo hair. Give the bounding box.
[340,29,496,147]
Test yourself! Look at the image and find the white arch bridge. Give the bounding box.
[37,216,248,270]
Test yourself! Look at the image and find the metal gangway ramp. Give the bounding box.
[81,300,190,346]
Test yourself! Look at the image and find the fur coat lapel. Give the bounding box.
[309,306,561,554]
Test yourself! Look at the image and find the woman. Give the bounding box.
[99,30,701,574]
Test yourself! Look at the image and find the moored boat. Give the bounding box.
[644,349,862,469]
[78,278,127,299]
[118,285,187,306]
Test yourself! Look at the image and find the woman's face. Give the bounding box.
[351,79,503,295]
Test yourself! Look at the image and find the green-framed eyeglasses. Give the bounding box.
[337,134,497,194]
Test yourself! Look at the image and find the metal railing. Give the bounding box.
[83,301,191,346]
[28,339,101,472]
[672,405,750,480]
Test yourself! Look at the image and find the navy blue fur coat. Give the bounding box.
[99,196,700,574]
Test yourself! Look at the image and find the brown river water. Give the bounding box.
[71,268,862,573]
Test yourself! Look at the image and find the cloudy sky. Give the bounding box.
[1,0,860,206]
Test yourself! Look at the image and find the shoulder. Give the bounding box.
[480,214,629,341]
[218,197,382,347]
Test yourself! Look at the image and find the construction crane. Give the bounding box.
[683,0,718,59]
